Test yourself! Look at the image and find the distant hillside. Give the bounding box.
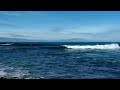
[57,38,89,42]
[0,37,89,42]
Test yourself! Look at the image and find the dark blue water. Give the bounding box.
[0,42,120,79]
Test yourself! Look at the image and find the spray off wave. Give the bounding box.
[63,44,120,50]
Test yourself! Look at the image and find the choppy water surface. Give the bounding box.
[0,42,120,79]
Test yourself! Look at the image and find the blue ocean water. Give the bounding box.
[0,42,120,79]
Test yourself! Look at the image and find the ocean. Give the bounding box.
[0,42,120,79]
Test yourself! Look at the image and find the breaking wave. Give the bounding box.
[0,43,120,50]
[62,44,120,50]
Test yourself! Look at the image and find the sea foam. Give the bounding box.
[0,63,30,79]
[63,44,120,50]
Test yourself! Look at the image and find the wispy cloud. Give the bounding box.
[69,32,95,35]
[45,24,112,35]
[65,24,113,34]
[9,33,30,38]
[93,29,120,41]
[49,27,65,33]
[0,32,30,38]
[0,20,21,28]
[47,25,120,41]
[29,24,116,40]
[67,29,120,42]
[0,20,119,41]
[0,20,14,26]
[0,11,48,17]
[0,11,21,16]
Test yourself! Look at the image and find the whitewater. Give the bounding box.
[63,44,120,50]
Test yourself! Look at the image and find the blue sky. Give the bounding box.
[0,11,120,41]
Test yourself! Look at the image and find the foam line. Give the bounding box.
[63,44,120,49]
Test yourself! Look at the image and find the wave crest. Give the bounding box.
[63,44,120,50]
